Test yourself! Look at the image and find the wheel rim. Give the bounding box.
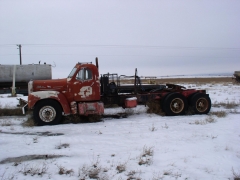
[170,98,184,113]
[196,98,208,112]
[39,106,56,122]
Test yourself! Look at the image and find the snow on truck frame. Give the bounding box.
[23,58,211,126]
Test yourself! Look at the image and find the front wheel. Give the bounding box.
[163,93,188,116]
[33,100,62,126]
[190,93,211,114]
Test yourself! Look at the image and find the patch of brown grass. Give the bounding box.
[205,116,216,123]
[146,100,165,116]
[22,115,35,127]
[212,101,239,109]
[210,111,227,118]
[62,114,102,124]
[0,108,24,116]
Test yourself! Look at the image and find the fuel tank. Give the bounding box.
[0,64,52,83]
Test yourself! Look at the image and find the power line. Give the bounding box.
[0,54,239,59]
[0,44,240,50]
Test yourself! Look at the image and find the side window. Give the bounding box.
[85,69,92,80]
[76,68,92,81]
[76,69,84,80]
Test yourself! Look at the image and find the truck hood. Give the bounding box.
[32,78,68,92]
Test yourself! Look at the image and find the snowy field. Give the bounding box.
[0,82,240,180]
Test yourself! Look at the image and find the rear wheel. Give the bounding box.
[190,93,211,114]
[33,100,62,126]
[163,93,188,116]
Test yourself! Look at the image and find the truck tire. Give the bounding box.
[163,93,188,116]
[33,99,62,126]
[160,93,172,111]
[190,93,211,114]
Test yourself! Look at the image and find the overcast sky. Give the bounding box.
[0,0,240,78]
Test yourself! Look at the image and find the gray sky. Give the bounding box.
[1,0,240,78]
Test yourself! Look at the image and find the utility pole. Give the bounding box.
[17,44,22,65]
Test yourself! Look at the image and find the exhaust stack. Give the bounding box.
[95,57,99,69]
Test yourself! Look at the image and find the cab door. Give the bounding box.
[71,67,100,102]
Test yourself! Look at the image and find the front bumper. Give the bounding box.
[18,98,28,114]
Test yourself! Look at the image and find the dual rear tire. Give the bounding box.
[189,93,211,114]
[161,92,211,116]
[162,93,188,116]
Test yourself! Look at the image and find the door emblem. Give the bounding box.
[79,86,92,98]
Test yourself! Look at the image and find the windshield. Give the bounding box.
[67,67,77,78]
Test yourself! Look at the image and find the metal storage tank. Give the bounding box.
[0,64,52,83]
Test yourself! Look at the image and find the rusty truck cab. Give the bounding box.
[27,61,103,126]
[66,62,101,103]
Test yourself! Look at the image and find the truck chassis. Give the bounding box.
[100,70,211,116]
[23,58,211,126]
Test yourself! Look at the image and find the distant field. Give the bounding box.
[154,77,233,84]
[122,77,234,84]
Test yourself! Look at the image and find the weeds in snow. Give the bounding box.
[141,146,154,157]
[210,111,227,118]
[162,170,181,179]
[33,137,38,143]
[55,142,70,149]
[57,165,74,176]
[78,158,109,179]
[152,172,164,180]
[163,170,172,176]
[0,120,12,126]
[126,170,142,180]
[232,167,240,180]
[19,163,48,177]
[191,120,207,125]
[205,116,216,123]
[0,170,16,180]
[212,101,239,109]
[138,146,154,166]
[211,135,218,139]
[162,123,169,129]
[190,116,216,125]
[78,164,89,179]
[116,162,127,173]
[88,167,102,179]
[149,123,157,132]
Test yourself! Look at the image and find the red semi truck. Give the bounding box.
[23,58,211,125]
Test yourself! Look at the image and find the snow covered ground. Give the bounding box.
[0,82,240,180]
